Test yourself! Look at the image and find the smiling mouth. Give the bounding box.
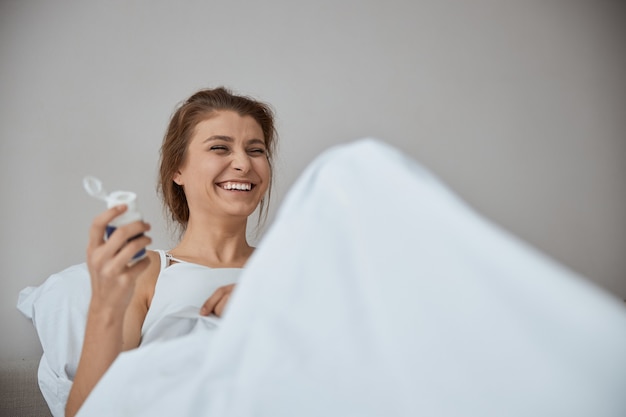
[217,181,255,191]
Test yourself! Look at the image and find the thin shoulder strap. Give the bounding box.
[154,249,168,272]
[165,252,188,265]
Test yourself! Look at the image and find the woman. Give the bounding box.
[66,87,277,417]
[69,135,626,417]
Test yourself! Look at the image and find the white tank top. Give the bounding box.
[140,250,242,345]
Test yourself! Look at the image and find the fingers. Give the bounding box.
[85,206,153,316]
[214,296,230,317]
[87,228,152,312]
[90,228,151,275]
[201,284,235,317]
[88,205,127,252]
[200,291,221,316]
[87,206,152,281]
[116,232,152,264]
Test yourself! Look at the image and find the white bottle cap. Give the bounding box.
[106,191,137,210]
[107,191,142,227]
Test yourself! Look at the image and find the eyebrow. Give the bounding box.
[204,135,266,146]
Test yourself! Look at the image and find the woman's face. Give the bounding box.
[173,110,271,221]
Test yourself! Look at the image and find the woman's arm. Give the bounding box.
[65,206,152,417]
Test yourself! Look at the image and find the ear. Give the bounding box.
[173,171,183,186]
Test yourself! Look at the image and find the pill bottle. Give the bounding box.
[106,191,146,262]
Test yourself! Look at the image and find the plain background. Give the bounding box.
[1,0,624,361]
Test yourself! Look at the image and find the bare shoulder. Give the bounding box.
[136,250,162,307]
[121,250,162,350]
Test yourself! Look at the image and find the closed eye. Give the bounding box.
[210,145,229,152]
[248,148,266,155]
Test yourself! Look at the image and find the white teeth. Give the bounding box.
[221,182,252,191]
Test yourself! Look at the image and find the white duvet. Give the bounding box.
[70,139,626,416]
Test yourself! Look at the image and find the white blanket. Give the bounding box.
[77,138,626,417]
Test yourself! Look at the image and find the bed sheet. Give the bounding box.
[77,138,626,417]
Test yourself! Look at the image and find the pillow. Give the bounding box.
[17,262,91,417]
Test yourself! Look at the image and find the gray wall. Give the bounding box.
[1,0,624,360]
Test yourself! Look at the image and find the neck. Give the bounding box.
[171,214,253,268]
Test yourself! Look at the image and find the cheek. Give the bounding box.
[186,154,217,176]
[257,160,271,186]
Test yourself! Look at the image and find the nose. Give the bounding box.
[231,150,251,173]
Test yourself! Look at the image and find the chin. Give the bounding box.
[223,205,260,219]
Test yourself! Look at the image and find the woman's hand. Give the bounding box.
[66,205,153,417]
[201,284,236,317]
[87,205,152,312]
